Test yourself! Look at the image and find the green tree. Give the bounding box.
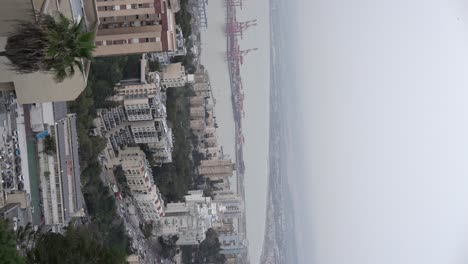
[158,235,179,260]
[148,60,161,72]
[0,13,95,82]
[43,135,56,155]
[26,226,126,264]
[0,220,25,264]
[194,229,226,264]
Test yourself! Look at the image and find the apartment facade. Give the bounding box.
[94,0,179,56]
[160,63,187,89]
[159,190,218,245]
[94,80,173,166]
[119,147,164,221]
[198,159,236,181]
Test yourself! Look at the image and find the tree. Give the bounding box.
[43,135,56,155]
[0,220,25,264]
[158,235,179,260]
[1,13,95,82]
[194,229,226,264]
[26,226,126,264]
[148,60,161,72]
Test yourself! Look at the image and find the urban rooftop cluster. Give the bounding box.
[0,0,248,263]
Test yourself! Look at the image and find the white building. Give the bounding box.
[119,147,164,221]
[94,80,173,166]
[134,187,164,221]
[160,63,187,89]
[159,190,218,245]
[120,147,153,193]
[149,25,187,66]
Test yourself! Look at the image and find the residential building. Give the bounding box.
[134,187,164,221]
[120,147,153,194]
[149,25,187,65]
[219,233,248,256]
[0,0,98,104]
[198,159,235,181]
[119,147,164,221]
[190,107,205,120]
[159,190,218,245]
[114,81,161,97]
[213,190,244,220]
[94,0,179,56]
[160,63,187,89]
[190,96,206,108]
[94,83,173,166]
[0,191,33,230]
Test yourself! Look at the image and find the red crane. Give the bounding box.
[225,0,244,9]
[226,19,257,39]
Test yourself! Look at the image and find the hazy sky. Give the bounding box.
[288,0,468,263]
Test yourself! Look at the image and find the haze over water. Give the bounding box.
[281,0,468,263]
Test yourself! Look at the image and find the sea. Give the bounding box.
[260,0,300,263]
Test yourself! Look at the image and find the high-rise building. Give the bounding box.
[94,80,173,166]
[198,159,236,181]
[213,190,244,220]
[149,25,187,65]
[119,147,164,221]
[159,190,218,245]
[94,0,179,56]
[120,147,153,194]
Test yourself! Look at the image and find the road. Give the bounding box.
[99,166,163,264]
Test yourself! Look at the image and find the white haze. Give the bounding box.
[288,0,468,263]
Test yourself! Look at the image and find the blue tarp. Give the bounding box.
[35,130,49,140]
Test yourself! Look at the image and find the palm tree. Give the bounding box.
[0,13,95,82]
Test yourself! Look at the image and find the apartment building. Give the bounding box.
[149,25,187,65]
[94,0,179,56]
[134,187,164,221]
[213,190,244,220]
[95,80,173,166]
[119,147,164,221]
[120,147,153,193]
[198,159,236,181]
[160,63,187,89]
[114,81,161,97]
[159,190,218,245]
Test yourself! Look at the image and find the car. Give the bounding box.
[14,144,19,150]
[17,175,24,182]
[12,130,17,136]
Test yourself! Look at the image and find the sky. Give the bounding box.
[287,0,468,263]
[199,0,270,263]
